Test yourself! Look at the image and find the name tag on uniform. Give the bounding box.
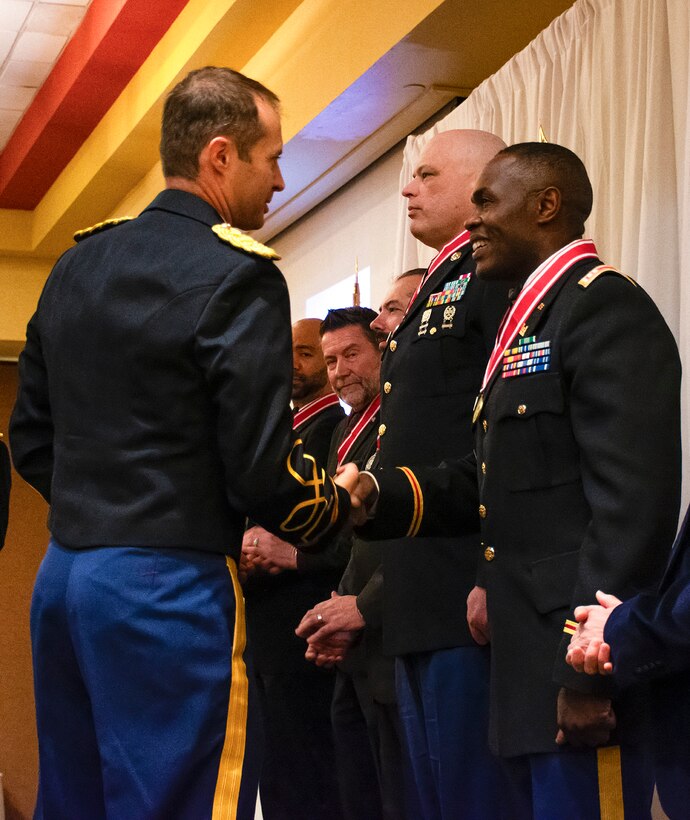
[502,336,551,378]
[426,273,471,307]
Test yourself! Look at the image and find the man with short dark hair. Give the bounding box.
[10,66,348,819]
[345,142,681,817]
[298,304,406,820]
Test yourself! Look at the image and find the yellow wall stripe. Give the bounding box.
[212,558,249,819]
[597,745,625,820]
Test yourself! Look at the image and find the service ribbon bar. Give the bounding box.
[426,273,472,307]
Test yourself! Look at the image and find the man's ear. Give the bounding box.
[203,135,238,174]
[535,186,561,225]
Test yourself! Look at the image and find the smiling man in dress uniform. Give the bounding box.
[344,142,682,818]
[10,66,349,820]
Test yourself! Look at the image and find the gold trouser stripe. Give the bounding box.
[212,558,249,819]
[597,745,625,820]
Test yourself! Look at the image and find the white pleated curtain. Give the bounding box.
[395,0,690,508]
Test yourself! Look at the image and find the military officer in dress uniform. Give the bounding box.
[242,317,345,820]
[566,503,690,820]
[343,142,681,818]
[298,296,421,820]
[333,129,511,820]
[302,306,389,819]
[9,67,349,820]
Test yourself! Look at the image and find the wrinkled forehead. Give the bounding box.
[321,324,370,353]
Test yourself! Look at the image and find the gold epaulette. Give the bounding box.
[73,217,135,242]
[212,223,280,260]
[578,265,637,289]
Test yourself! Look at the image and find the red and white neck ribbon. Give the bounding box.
[293,392,341,431]
[407,230,472,311]
[337,394,381,467]
[479,239,599,393]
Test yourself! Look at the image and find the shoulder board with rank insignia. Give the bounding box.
[212,223,280,260]
[73,216,134,242]
[578,265,637,289]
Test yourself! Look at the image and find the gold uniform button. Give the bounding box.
[389,340,397,351]
[478,504,487,519]
[484,545,495,562]
[378,424,387,437]
[383,382,392,394]
[430,327,437,335]
[481,462,486,475]
[482,419,488,433]
[517,404,527,415]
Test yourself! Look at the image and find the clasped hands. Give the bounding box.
[566,590,622,675]
[240,525,297,577]
[295,591,366,667]
[555,590,622,748]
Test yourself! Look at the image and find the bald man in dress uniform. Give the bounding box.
[350,130,511,820]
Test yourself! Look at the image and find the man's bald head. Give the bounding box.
[402,129,506,250]
[291,318,331,407]
[293,318,322,337]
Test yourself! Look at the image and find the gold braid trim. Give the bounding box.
[212,224,280,260]
[73,217,135,242]
[279,439,333,544]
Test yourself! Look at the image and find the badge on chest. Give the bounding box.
[417,274,471,336]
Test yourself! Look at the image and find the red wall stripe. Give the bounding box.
[0,0,189,210]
